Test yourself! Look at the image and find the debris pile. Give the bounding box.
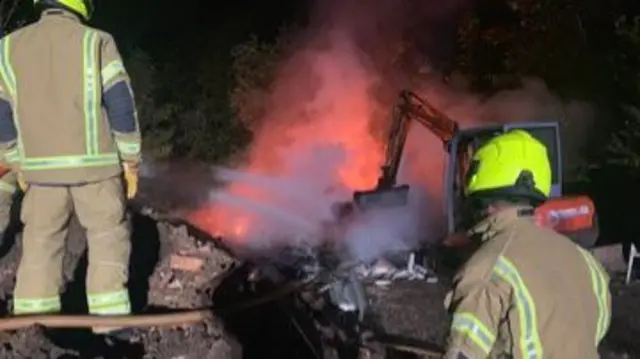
[0,210,245,358]
[354,253,439,285]
[0,325,76,358]
[0,166,637,357]
[146,220,238,309]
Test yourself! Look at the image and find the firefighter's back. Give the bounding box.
[503,217,610,358]
[2,9,121,184]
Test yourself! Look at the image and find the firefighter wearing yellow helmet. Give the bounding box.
[0,0,141,339]
[443,130,611,359]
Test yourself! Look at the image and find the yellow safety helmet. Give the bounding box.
[466,129,551,204]
[33,0,94,21]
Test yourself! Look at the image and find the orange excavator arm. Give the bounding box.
[375,90,459,189]
[352,90,459,210]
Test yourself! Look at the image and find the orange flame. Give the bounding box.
[185,21,464,251]
[187,32,395,248]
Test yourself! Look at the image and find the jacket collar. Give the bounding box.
[468,205,535,241]
[41,8,81,23]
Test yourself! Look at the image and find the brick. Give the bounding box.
[170,254,204,272]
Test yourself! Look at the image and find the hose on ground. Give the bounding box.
[0,275,447,358]
[0,276,315,332]
[376,338,443,358]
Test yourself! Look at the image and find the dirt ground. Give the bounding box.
[366,279,640,359]
[0,209,247,359]
[0,162,636,358]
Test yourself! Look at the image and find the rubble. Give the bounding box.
[141,321,241,359]
[0,209,245,358]
[147,221,238,309]
[354,253,439,285]
[0,325,76,358]
[169,255,204,272]
[0,162,636,358]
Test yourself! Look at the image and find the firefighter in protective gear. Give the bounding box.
[0,0,141,335]
[443,130,611,359]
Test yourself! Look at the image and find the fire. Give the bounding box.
[187,107,387,246]
[231,217,249,237]
[184,1,566,254]
[185,10,462,252]
[185,28,396,248]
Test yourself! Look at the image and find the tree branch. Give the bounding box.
[1,0,20,29]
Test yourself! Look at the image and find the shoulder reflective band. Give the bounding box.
[493,256,543,358]
[20,153,119,171]
[578,248,611,344]
[101,60,126,89]
[0,37,24,162]
[451,312,496,355]
[0,39,15,97]
[83,30,100,156]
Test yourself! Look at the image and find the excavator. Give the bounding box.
[349,90,598,250]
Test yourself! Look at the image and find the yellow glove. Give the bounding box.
[123,162,139,199]
[17,172,27,192]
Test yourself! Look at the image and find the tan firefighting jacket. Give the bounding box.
[0,9,141,184]
[443,206,611,359]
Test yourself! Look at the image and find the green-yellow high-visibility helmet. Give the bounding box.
[466,129,551,204]
[34,0,94,21]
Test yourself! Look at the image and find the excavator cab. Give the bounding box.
[446,123,598,248]
[446,122,562,232]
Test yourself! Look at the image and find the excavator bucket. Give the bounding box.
[353,184,410,211]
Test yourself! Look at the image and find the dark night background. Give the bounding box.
[1,2,640,357]
[94,0,304,56]
[2,0,640,247]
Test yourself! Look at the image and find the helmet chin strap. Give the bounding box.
[85,0,94,19]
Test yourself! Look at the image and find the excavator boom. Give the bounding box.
[376,91,458,189]
[399,91,459,143]
[353,91,459,209]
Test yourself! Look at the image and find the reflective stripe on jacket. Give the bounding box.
[0,169,16,194]
[0,9,141,184]
[443,206,611,359]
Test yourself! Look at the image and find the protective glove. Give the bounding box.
[17,172,27,192]
[123,161,139,200]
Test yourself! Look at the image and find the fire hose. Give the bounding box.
[0,275,445,357]
[0,275,316,332]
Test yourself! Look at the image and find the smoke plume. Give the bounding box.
[187,0,594,261]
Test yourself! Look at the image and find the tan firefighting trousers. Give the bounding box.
[13,176,132,324]
[0,193,11,233]
[0,171,16,233]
